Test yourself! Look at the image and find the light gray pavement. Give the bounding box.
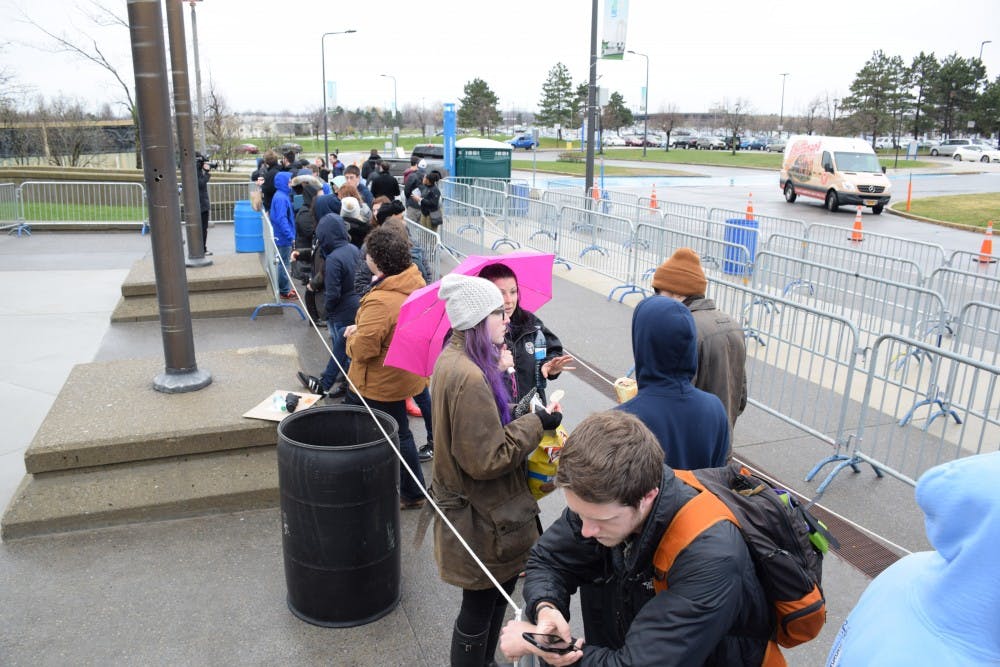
[0,218,932,665]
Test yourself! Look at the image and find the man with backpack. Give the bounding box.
[500,410,809,666]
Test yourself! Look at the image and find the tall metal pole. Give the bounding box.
[166,0,210,266]
[381,73,397,149]
[628,50,649,157]
[778,72,790,134]
[980,40,992,61]
[127,0,210,393]
[584,0,598,196]
[321,30,356,165]
[188,0,206,155]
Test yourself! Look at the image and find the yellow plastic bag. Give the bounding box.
[527,425,569,500]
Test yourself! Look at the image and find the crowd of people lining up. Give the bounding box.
[245,147,995,666]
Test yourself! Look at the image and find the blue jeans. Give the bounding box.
[276,244,292,295]
[320,320,352,390]
[344,393,426,503]
[412,386,433,447]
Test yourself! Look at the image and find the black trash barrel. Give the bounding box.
[277,404,400,627]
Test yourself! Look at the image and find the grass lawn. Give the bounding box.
[891,193,1000,229]
[510,160,692,177]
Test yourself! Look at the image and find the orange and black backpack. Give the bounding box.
[653,464,835,667]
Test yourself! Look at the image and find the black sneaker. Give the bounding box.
[296,371,325,396]
[418,444,434,462]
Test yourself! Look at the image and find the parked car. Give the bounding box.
[625,135,656,147]
[746,136,768,150]
[237,143,259,155]
[508,135,538,150]
[671,135,698,149]
[602,134,626,147]
[952,144,1000,163]
[765,138,787,152]
[930,138,975,157]
[724,135,741,150]
[277,142,304,154]
[696,136,726,150]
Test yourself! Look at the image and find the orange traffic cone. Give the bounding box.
[976,221,996,264]
[849,206,864,242]
[745,192,754,221]
[650,184,659,210]
[591,184,600,201]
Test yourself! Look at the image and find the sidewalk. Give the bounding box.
[0,227,920,666]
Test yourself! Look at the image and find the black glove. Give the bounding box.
[534,405,562,431]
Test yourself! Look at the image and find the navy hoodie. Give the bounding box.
[314,213,360,323]
[616,296,729,469]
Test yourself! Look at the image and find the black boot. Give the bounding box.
[450,623,489,667]
[484,602,512,667]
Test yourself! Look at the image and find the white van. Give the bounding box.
[779,136,891,214]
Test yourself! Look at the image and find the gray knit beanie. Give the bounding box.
[438,273,503,331]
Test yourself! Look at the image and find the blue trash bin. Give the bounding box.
[509,184,529,216]
[723,218,758,275]
[234,200,264,253]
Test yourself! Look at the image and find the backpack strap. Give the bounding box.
[652,469,740,593]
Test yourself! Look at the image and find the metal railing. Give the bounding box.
[631,223,753,291]
[947,248,1000,277]
[708,206,808,244]
[439,197,488,259]
[0,183,20,234]
[925,266,1000,322]
[16,180,147,228]
[556,205,638,299]
[805,222,947,276]
[951,301,1000,367]
[763,233,925,286]
[204,181,256,223]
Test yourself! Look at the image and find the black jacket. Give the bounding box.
[419,182,441,216]
[504,310,562,403]
[196,167,210,213]
[261,164,281,211]
[314,213,360,323]
[361,155,381,182]
[524,465,771,666]
[404,170,425,209]
[370,170,401,200]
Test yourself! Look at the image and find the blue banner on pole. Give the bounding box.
[443,103,456,176]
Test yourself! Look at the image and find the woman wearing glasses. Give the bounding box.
[430,273,563,667]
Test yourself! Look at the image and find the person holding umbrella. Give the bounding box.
[478,263,575,405]
[431,273,563,667]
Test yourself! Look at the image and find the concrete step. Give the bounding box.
[110,287,284,322]
[21,345,301,475]
[1,446,278,540]
[120,253,268,297]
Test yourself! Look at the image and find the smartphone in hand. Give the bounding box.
[522,632,578,655]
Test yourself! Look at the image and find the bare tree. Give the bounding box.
[713,97,752,154]
[654,103,680,151]
[802,96,825,135]
[204,81,242,172]
[19,0,141,168]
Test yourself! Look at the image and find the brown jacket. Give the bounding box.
[346,263,427,401]
[430,332,544,590]
[688,296,748,433]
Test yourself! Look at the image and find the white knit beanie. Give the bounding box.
[438,273,503,331]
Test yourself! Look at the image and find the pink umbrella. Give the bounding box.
[384,251,555,376]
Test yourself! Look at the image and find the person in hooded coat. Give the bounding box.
[268,171,297,298]
[826,451,1000,667]
[296,213,359,397]
[615,295,730,468]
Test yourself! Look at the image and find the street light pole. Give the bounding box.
[832,98,839,134]
[188,1,206,154]
[980,40,992,61]
[321,29,356,165]
[380,73,398,150]
[627,50,649,158]
[778,72,790,135]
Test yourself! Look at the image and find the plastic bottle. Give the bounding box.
[534,326,547,397]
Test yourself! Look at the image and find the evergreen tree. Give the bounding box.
[909,52,939,139]
[928,54,986,137]
[841,50,907,146]
[601,91,633,134]
[975,75,1000,141]
[457,78,502,136]
[536,63,574,140]
[570,82,589,127]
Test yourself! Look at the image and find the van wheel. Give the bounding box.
[982,155,991,163]
[783,182,797,203]
[825,191,839,212]
[872,205,884,215]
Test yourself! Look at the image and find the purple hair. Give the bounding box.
[463,319,512,425]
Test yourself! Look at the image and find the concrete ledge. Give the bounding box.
[110,287,283,322]
[120,253,268,296]
[2,446,279,540]
[23,345,300,473]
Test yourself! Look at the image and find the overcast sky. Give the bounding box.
[1,0,997,122]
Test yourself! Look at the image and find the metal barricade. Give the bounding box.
[642,199,709,221]
[466,184,506,217]
[556,205,639,299]
[753,250,948,349]
[951,301,1000,367]
[542,188,594,211]
[596,199,664,230]
[708,206,807,244]
[601,188,643,207]
[809,333,1000,492]
[442,180,472,206]
[502,195,564,263]
[204,181,256,223]
[17,180,147,229]
[708,276,862,455]
[926,267,1000,322]
[251,209,305,320]
[631,223,753,290]
[763,233,925,286]
[439,197,487,259]
[403,217,455,281]
[0,183,24,235]
[804,222,946,276]
[947,248,1000,277]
